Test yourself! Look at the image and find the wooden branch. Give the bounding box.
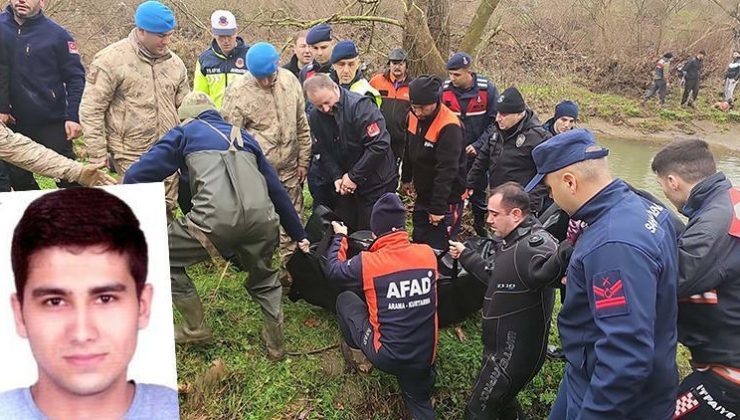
[459,0,502,54]
[169,0,210,33]
[246,14,403,29]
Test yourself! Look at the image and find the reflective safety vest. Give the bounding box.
[441,77,490,118]
[407,103,461,144]
[349,78,382,108]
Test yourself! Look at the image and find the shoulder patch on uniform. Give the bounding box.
[68,41,79,55]
[729,188,740,238]
[366,121,380,138]
[528,234,544,246]
[591,270,629,318]
[675,391,700,418]
[235,57,245,68]
[516,134,526,147]
[87,67,99,85]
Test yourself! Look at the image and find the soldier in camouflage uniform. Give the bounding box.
[79,1,189,213]
[222,42,311,287]
[0,122,115,186]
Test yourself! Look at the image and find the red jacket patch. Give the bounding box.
[592,270,629,318]
[68,41,79,55]
[729,188,740,238]
[366,121,380,138]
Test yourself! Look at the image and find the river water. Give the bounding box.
[598,136,740,207]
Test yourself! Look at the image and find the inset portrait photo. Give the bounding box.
[0,184,179,420]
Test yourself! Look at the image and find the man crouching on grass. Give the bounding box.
[0,188,178,420]
[325,192,438,420]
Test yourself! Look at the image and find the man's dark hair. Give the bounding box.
[651,139,716,183]
[663,52,673,59]
[11,188,148,304]
[490,181,531,216]
[699,50,706,56]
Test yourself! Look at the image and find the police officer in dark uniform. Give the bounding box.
[468,87,551,214]
[449,182,563,419]
[652,139,740,419]
[304,73,398,231]
[525,129,679,419]
[401,75,466,250]
[442,52,499,236]
[326,192,437,420]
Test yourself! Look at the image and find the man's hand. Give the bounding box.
[401,182,415,196]
[429,213,444,226]
[465,188,474,199]
[77,162,117,186]
[465,145,477,156]
[448,240,466,259]
[297,166,308,184]
[0,113,15,126]
[297,238,311,253]
[65,121,82,140]
[334,178,343,194]
[340,173,357,195]
[331,221,348,235]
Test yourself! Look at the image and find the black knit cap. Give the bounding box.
[370,193,406,236]
[496,87,526,114]
[409,75,442,105]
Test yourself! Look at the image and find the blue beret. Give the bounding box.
[134,1,176,33]
[525,129,609,192]
[331,40,359,64]
[306,23,332,45]
[247,42,279,78]
[555,100,579,120]
[447,52,472,70]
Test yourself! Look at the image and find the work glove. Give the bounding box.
[77,162,117,186]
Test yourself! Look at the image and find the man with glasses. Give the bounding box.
[222,42,312,290]
[80,0,189,214]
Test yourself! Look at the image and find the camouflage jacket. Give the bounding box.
[79,29,189,160]
[0,122,81,182]
[221,68,311,174]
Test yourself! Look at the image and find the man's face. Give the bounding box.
[656,174,687,210]
[256,73,277,90]
[136,29,174,56]
[734,52,740,60]
[390,60,407,80]
[294,37,312,66]
[411,103,437,120]
[10,0,44,19]
[214,33,238,56]
[11,246,152,397]
[486,193,522,238]
[544,170,579,215]
[448,69,473,89]
[311,41,334,65]
[496,112,525,130]
[307,85,340,114]
[333,58,360,85]
[698,53,705,60]
[554,116,576,134]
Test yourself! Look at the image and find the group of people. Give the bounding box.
[642,48,740,110]
[0,0,737,419]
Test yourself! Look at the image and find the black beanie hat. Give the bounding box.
[409,75,442,105]
[370,193,406,235]
[496,87,526,114]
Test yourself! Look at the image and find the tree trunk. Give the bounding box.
[458,0,502,54]
[403,0,447,77]
[426,0,450,56]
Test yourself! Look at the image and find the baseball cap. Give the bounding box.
[211,10,237,36]
[524,129,609,192]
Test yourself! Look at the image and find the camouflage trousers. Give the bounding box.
[277,168,305,276]
[112,150,179,217]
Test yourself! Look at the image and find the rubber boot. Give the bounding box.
[261,315,285,361]
[173,295,213,345]
[473,211,488,238]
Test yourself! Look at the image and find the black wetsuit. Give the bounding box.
[459,215,559,419]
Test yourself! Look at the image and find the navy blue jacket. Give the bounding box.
[0,7,85,125]
[308,89,398,194]
[559,179,678,419]
[441,74,498,151]
[122,110,306,241]
[326,230,438,370]
[677,172,740,368]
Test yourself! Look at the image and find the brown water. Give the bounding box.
[598,136,740,206]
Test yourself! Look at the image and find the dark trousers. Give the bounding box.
[682,79,700,105]
[644,79,667,105]
[467,155,488,222]
[308,161,337,211]
[335,182,397,232]
[412,201,464,251]
[336,291,436,420]
[0,161,10,192]
[674,369,739,419]
[4,122,80,190]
